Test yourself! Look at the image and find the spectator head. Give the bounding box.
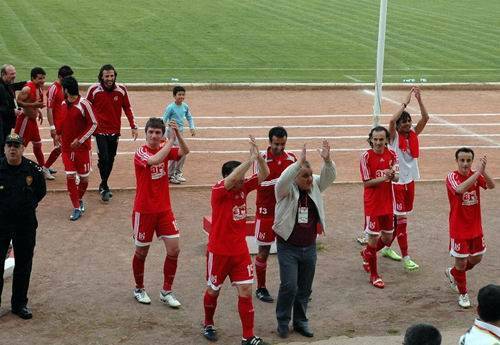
[403,324,441,345]
[173,85,185,97]
[1,64,16,83]
[30,67,46,87]
[477,284,500,324]
[396,110,412,133]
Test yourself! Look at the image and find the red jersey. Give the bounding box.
[26,81,43,103]
[133,145,180,214]
[46,81,64,128]
[360,147,398,216]
[446,171,487,240]
[209,175,259,256]
[57,96,97,152]
[86,83,136,135]
[255,148,296,219]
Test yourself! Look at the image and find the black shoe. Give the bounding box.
[12,306,32,319]
[255,288,273,303]
[241,336,269,345]
[277,325,289,339]
[100,189,111,202]
[202,325,218,342]
[293,325,314,337]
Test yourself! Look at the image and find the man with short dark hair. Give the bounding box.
[0,64,25,156]
[403,324,441,345]
[86,64,138,202]
[459,284,500,344]
[0,133,46,319]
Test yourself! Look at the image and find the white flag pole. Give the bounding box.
[373,0,388,127]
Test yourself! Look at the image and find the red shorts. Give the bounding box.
[62,150,92,176]
[132,210,179,246]
[15,114,41,145]
[255,217,275,245]
[206,251,253,290]
[364,214,394,235]
[392,181,415,215]
[449,236,486,258]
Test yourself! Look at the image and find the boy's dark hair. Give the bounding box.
[222,160,241,178]
[61,76,79,96]
[403,324,442,345]
[396,111,412,129]
[173,85,185,97]
[98,64,117,82]
[31,67,46,79]
[477,284,500,323]
[144,117,165,134]
[455,147,475,160]
[268,126,288,142]
[367,126,390,148]
[58,65,74,79]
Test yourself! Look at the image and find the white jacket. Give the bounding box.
[273,159,336,241]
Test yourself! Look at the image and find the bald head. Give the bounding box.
[1,64,16,83]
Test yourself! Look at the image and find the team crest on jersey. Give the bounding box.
[26,176,33,186]
[232,204,247,221]
[462,190,478,206]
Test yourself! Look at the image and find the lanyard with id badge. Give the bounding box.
[298,193,309,224]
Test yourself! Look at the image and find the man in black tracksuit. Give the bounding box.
[0,133,46,319]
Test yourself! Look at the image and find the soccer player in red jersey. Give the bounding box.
[57,76,97,221]
[86,64,138,202]
[42,65,74,180]
[202,137,270,345]
[360,126,399,289]
[15,67,46,167]
[382,87,429,271]
[445,148,495,308]
[253,126,296,303]
[131,117,189,308]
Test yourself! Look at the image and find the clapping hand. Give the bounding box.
[249,135,259,160]
[476,155,487,174]
[317,139,331,161]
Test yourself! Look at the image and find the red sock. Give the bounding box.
[33,143,45,166]
[451,267,467,294]
[375,237,386,251]
[163,254,178,292]
[365,245,379,278]
[203,291,218,326]
[66,175,80,208]
[386,216,398,246]
[238,295,254,339]
[254,256,267,289]
[132,251,146,289]
[396,217,409,257]
[78,179,88,200]
[44,147,61,168]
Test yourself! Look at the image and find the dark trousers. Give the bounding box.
[0,231,36,310]
[95,134,119,191]
[276,240,317,329]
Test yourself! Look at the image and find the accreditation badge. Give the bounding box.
[26,176,33,186]
[298,206,308,224]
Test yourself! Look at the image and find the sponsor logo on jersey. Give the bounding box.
[462,190,478,206]
[232,204,247,221]
[150,163,166,180]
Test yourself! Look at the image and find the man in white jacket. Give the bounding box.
[273,140,336,339]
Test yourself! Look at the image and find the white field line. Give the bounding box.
[362,89,500,146]
[38,123,500,131]
[26,145,500,157]
[36,133,500,143]
[130,113,500,120]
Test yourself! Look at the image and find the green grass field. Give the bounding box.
[1,0,499,83]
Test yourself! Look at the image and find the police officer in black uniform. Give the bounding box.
[0,133,46,319]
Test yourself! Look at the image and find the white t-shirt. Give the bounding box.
[459,319,500,345]
[389,130,420,184]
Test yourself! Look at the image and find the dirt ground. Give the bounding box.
[1,183,499,345]
[2,89,499,344]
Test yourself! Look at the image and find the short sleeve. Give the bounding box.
[211,180,227,204]
[446,172,459,193]
[360,152,371,181]
[478,174,487,189]
[166,147,180,162]
[244,174,259,193]
[134,147,150,169]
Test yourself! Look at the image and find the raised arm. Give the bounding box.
[170,120,190,157]
[317,140,336,191]
[389,88,413,141]
[275,144,306,199]
[413,87,429,135]
[455,156,486,194]
[250,135,269,183]
[223,138,257,190]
